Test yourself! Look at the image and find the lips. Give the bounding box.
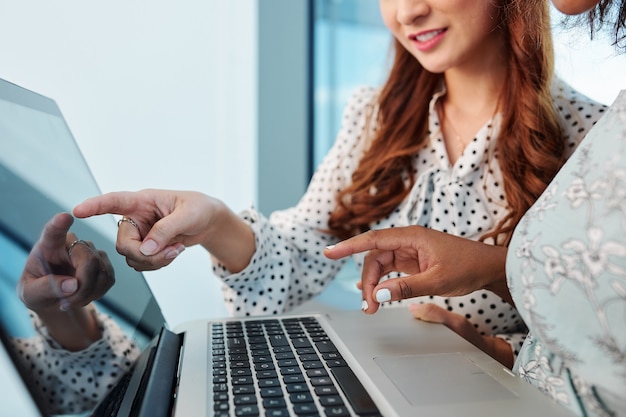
[410,28,446,43]
[408,28,447,51]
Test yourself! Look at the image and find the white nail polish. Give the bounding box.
[361,300,369,311]
[325,244,335,250]
[375,288,391,303]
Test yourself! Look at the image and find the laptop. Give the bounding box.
[0,77,576,417]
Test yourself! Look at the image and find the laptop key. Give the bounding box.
[292,403,318,415]
[306,368,328,378]
[266,409,291,417]
[233,385,256,395]
[290,392,314,403]
[283,374,305,384]
[258,378,281,388]
[214,401,229,412]
[292,338,312,349]
[234,394,258,405]
[315,340,337,353]
[256,369,278,379]
[318,395,343,407]
[269,334,290,347]
[263,397,287,408]
[324,406,350,416]
[314,386,338,396]
[260,387,283,398]
[235,404,260,416]
[309,376,333,386]
[285,383,309,393]
[325,359,348,368]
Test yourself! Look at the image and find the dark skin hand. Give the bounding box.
[324,226,514,368]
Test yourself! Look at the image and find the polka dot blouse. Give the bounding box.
[214,77,606,358]
[12,310,140,415]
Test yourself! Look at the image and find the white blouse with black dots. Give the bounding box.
[12,310,140,415]
[214,77,606,358]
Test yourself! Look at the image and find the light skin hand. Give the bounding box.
[409,303,514,368]
[18,212,115,351]
[73,189,256,273]
[324,226,512,314]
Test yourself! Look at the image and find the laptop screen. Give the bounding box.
[0,78,165,415]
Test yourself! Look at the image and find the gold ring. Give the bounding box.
[67,239,89,257]
[117,216,140,230]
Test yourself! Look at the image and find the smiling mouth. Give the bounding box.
[411,29,446,43]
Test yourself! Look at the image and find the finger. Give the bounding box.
[369,250,450,304]
[70,245,114,297]
[73,191,140,219]
[115,224,150,265]
[117,217,143,249]
[19,273,78,310]
[39,213,74,253]
[139,212,189,256]
[408,303,451,324]
[359,250,397,314]
[124,244,182,271]
[324,229,406,260]
[118,216,143,239]
[409,303,485,347]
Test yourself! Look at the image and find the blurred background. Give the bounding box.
[0,0,623,328]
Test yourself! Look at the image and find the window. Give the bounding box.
[312,0,391,168]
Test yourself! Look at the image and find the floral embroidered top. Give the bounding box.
[215,78,605,360]
[507,90,626,417]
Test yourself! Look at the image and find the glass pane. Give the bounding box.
[313,0,391,168]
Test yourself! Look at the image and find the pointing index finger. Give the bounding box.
[73,191,138,219]
[324,229,402,259]
[39,213,74,252]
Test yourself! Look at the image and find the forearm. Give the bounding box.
[204,200,256,273]
[37,304,101,351]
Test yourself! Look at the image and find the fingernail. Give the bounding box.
[325,244,335,250]
[60,279,77,294]
[361,300,369,312]
[59,301,71,311]
[375,288,391,303]
[140,239,158,256]
[165,245,185,260]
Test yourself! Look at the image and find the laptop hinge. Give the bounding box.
[134,327,183,417]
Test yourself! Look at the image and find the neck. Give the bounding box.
[443,69,505,116]
[438,72,504,165]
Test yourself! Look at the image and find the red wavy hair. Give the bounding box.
[327,0,563,246]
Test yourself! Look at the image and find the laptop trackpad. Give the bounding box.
[374,353,516,406]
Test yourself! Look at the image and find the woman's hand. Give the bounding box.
[18,212,115,350]
[73,189,255,273]
[409,303,514,368]
[324,226,512,313]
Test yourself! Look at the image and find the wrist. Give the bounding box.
[478,245,513,304]
[38,304,102,351]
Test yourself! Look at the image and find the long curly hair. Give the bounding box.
[327,0,563,246]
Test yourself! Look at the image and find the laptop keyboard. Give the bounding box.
[210,316,382,417]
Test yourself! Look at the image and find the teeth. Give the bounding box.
[415,29,444,42]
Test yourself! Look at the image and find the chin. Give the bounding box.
[418,62,448,75]
[551,0,599,15]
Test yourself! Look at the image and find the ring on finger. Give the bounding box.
[67,239,90,257]
[117,216,140,231]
